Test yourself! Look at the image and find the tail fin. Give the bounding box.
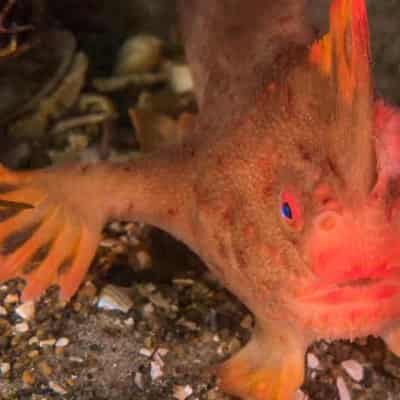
[0,164,102,302]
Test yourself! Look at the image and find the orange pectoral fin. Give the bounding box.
[309,0,371,103]
[216,325,305,400]
[0,164,103,302]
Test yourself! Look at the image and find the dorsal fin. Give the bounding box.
[309,0,371,103]
[309,0,376,196]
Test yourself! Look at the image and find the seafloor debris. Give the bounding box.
[0,30,77,128]
[97,284,134,313]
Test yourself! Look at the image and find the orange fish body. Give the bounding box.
[1,0,400,399]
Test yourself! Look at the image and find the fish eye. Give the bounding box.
[280,190,302,230]
[281,202,293,220]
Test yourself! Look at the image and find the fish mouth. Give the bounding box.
[298,272,400,305]
[336,277,380,288]
[291,269,400,339]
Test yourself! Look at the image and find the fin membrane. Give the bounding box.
[0,164,101,301]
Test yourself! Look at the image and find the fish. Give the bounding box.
[0,0,399,398]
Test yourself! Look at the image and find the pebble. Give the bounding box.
[136,250,152,269]
[341,359,364,382]
[114,34,163,75]
[0,362,10,374]
[0,306,7,316]
[124,317,135,327]
[15,322,29,333]
[240,315,253,330]
[166,63,194,94]
[139,348,153,358]
[134,372,144,390]
[153,351,165,367]
[37,361,53,377]
[173,385,194,400]
[28,336,39,345]
[142,303,155,317]
[109,221,123,233]
[55,347,65,356]
[49,381,67,395]
[172,278,194,287]
[100,238,119,248]
[336,376,352,400]
[39,339,56,348]
[4,293,19,304]
[78,281,97,300]
[68,134,89,152]
[55,337,70,348]
[149,291,174,311]
[22,370,35,385]
[150,360,163,380]
[157,348,169,357]
[307,353,320,370]
[15,301,35,320]
[28,350,39,359]
[97,285,134,313]
[294,390,309,400]
[69,356,84,363]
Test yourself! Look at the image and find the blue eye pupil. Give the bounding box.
[281,202,293,219]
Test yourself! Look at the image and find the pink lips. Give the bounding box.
[299,272,400,305]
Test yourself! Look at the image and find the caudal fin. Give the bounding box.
[0,164,102,302]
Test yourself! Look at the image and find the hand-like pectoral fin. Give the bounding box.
[0,164,103,302]
[216,325,305,400]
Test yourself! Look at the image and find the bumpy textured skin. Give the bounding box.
[1,1,400,399]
